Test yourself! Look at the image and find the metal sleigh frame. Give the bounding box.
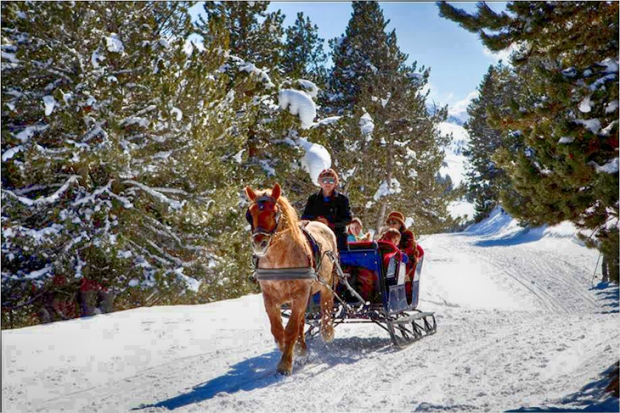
[282,241,437,348]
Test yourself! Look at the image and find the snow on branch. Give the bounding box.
[296,138,331,186]
[310,116,342,128]
[590,157,619,174]
[123,180,186,210]
[2,145,24,161]
[296,79,319,98]
[13,123,49,143]
[2,175,80,207]
[360,112,375,138]
[278,89,316,129]
[229,56,275,89]
[373,179,402,201]
[72,180,133,209]
[7,265,53,281]
[174,268,201,293]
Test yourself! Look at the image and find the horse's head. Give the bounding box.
[244,183,282,257]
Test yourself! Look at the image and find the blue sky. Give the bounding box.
[267,2,508,120]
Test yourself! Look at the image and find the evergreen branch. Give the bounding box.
[2,175,80,207]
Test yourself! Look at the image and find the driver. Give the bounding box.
[301,168,352,251]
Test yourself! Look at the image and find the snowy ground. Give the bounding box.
[3,209,618,413]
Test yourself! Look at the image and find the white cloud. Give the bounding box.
[482,43,516,64]
[448,90,478,121]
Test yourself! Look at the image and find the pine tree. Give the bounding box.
[0,2,259,327]
[326,1,454,234]
[464,63,515,221]
[196,1,284,72]
[282,12,328,86]
[439,1,619,281]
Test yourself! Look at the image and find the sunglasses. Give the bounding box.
[387,219,400,225]
[320,178,335,184]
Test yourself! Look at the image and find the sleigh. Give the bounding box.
[285,240,437,348]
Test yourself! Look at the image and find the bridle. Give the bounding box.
[245,195,282,243]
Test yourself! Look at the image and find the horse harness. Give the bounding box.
[250,225,325,282]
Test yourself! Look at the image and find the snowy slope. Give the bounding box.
[438,121,476,222]
[3,211,618,413]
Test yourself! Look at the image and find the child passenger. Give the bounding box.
[379,228,401,247]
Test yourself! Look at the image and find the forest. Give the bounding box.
[1,1,617,328]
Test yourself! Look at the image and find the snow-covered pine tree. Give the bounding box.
[464,63,515,222]
[326,1,454,234]
[195,2,329,204]
[1,2,253,327]
[439,1,619,281]
[282,12,328,87]
[196,1,284,72]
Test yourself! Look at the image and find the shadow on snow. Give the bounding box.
[471,227,546,248]
[505,362,619,412]
[590,282,619,314]
[134,335,393,411]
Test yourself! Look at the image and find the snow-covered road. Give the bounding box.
[3,211,618,412]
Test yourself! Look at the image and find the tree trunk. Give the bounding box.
[375,143,393,234]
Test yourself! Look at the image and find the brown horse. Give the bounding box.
[244,183,338,375]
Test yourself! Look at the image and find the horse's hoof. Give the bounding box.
[321,326,334,343]
[277,363,292,375]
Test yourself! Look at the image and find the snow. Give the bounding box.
[579,96,592,113]
[591,157,619,174]
[233,57,274,89]
[373,178,402,201]
[296,137,331,185]
[605,100,619,114]
[447,199,476,221]
[311,116,341,128]
[4,175,80,207]
[171,107,182,121]
[233,149,244,164]
[575,118,602,134]
[2,145,24,161]
[278,89,316,129]
[174,268,201,293]
[359,112,375,137]
[559,136,575,144]
[14,123,49,143]
[105,33,125,53]
[438,121,469,187]
[3,210,617,413]
[600,58,619,73]
[123,180,185,210]
[42,95,56,116]
[296,79,318,98]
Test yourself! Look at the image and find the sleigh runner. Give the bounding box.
[282,240,437,348]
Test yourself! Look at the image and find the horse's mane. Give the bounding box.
[256,189,307,248]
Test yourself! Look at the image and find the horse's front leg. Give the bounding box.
[263,295,285,352]
[319,285,335,343]
[295,315,307,357]
[278,293,308,375]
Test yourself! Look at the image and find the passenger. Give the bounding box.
[378,228,404,278]
[301,168,352,251]
[347,217,370,242]
[378,227,401,247]
[385,211,418,263]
